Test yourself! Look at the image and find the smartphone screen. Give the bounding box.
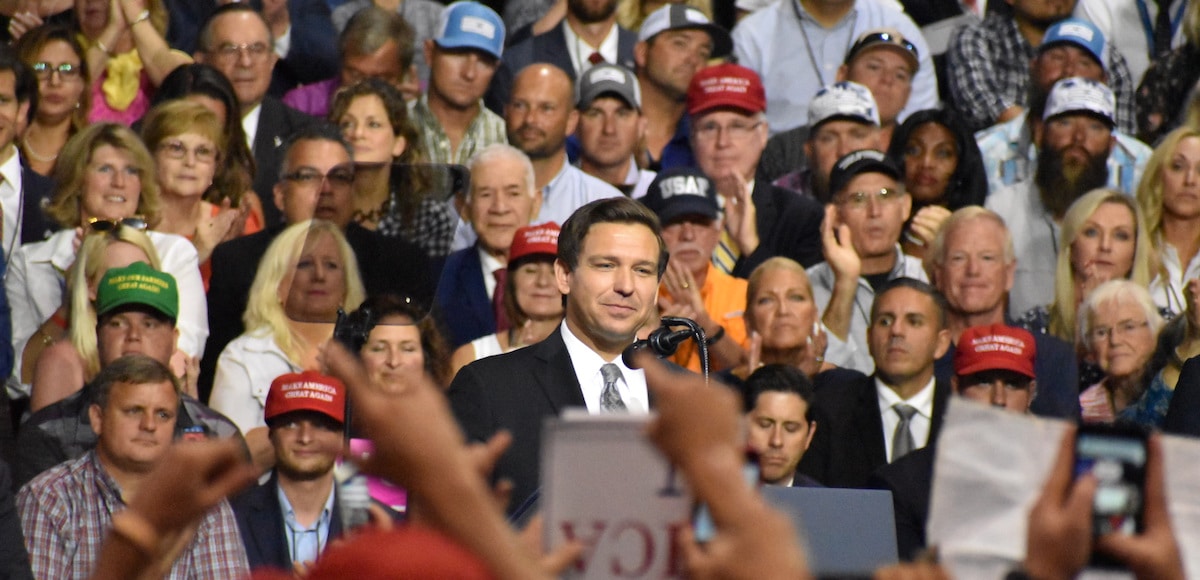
[1074,426,1147,536]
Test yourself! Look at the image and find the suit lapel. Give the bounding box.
[462,248,496,331]
[249,473,291,568]
[929,379,950,442]
[531,328,586,412]
[860,375,888,467]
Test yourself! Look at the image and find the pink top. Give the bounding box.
[1079,382,1116,423]
[87,69,153,126]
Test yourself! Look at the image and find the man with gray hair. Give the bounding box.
[437,143,544,347]
[925,206,1080,419]
[575,63,655,198]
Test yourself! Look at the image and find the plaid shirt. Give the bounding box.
[947,12,1136,134]
[409,95,508,166]
[377,195,458,259]
[17,451,249,580]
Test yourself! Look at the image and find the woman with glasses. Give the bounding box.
[141,99,261,287]
[5,122,208,397]
[885,108,987,260]
[210,219,365,468]
[25,227,161,412]
[329,78,455,259]
[14,23,89,177]
[1077,280,1170,427]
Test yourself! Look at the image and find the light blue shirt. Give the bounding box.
[452,159,623,251]
[731,0,938,134]
[277,482,336,565]
[974,112,1152,196]
[984,179,1058,318]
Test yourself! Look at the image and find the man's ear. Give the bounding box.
[803,420,817,452]
[88,404,103,435]
[633,41,648,70]
[554,258,572,295]
[1027,380,1038,411]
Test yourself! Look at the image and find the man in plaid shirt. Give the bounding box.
[16,353,248,579]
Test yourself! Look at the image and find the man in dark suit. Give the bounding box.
[926,207,1081,419]
[743,364,821,488]
[448,197,668,514]
[202,126,433,401]
[686,63,824,279]
[870,323,1039,560]
[232,371,345,571]
[436,144,543,348]
[485,0,637,113]
[798,278,952,489]
[195,3,317,227]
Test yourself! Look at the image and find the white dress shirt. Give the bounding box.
[0,148,23,258]
[560,320,649,413]
[242,103,263,152]
[562,19,619,77]
[876,375,935,463]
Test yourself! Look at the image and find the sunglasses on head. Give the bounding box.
[848,31,918,62]
[88,216,148,233]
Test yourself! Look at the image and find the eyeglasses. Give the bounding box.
[693,120,763,141]
[283,167,355,190]
[88,216,148,233]
[847,31,919,62]
[1087,319,1150,344]
[30,62,81,81]
[210,42,271,62]
[837,188,905,208]
[157,139,219,164]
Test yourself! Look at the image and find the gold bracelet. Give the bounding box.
[129,9,150,28]
[109,510,160,557]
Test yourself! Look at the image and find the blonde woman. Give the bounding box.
[210,220,365,466]
[1137,126,1200,315]
[27,228,160,412]
[1016,188,1156,344]
[6,123,207,398]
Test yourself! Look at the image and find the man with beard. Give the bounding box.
[231,371,347,571]
[986,77,1116,317]
[947,0,1135,135]
[974,18,1150,196]
[484,0,637,113]
[454,64,620,250]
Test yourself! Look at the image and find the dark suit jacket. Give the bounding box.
[435,246,494,349]
[1164,355,1200,438]
[20,166,55,245]
[230,471,343,572]
[0,459,32,579]
[730,181,825,277]
[799,370,950,489]
[867,444,934,561]
[448,328,584,514]
[266,0,340,98]
[251,98,317,228]
[484,22,638,114]
[934,331,1081,419]
[201,222,434,401]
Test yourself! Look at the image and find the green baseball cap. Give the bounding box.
[95,262,179,321]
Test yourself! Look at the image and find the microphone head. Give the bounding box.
[621,340,654,369]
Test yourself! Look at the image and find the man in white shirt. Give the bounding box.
[0,45,55,253]
[448,196,666,514]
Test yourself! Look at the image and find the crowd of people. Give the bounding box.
[0,0,1195,577]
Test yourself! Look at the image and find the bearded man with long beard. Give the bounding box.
[986,77,1117,316]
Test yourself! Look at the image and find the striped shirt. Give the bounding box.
[17,451,249,580]
[409,95,508,165]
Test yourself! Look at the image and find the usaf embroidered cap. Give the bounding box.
[434,2,505,60]
[1043,76,1115,127]
[639,4,732,58]
[954,324,1037,379]
[828,149,902,196]
[641,166,720,224]
[265,370,346,424]
[808,81,881,130]
[1040,18,1106,70]
[577,64,641,110]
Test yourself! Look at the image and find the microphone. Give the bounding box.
[622,326,694,368]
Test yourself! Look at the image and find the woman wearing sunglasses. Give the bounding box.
[14,23,89,178]
[5,122,208,395]
[141,99,261,288]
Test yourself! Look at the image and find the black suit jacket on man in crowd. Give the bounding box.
[250,98,317,228]
[867,443,936,561]
[730,181,825,277]
[20,166,56,245]
[484,22,638,114]
[230,471,344,572]
[200,223,435,401]
[798,369,950,489]
[448,327,584,515]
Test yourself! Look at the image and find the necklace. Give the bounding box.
[21,132,58,162]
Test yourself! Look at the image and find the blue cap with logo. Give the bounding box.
[641,167,720,225]
[1040,18,1106,71]
[434,2,505,60]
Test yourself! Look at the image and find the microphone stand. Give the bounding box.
[658,316,710,385]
